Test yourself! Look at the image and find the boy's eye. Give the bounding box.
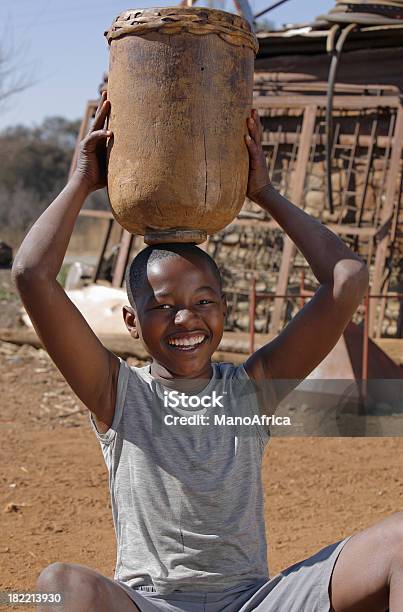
[155,304,172,310]
[197,299,213,305]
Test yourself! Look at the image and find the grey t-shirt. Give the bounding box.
[89,359,270,595]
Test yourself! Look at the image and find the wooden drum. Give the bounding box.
[105,7,258,244]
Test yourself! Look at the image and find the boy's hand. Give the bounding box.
[74,91,112,192]
[245,109,272,202]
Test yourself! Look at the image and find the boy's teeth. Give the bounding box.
[168,335,205,347]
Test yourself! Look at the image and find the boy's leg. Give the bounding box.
[36,562,140,612]
[330,512,403,611]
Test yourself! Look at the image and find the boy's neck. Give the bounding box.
[149,360,213,389]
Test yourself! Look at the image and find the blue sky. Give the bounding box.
[0,0,334,130]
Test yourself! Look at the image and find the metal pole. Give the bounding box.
[254,0,292,20]
[233,0,255,28]
[362,290,370,399]
[249,277,256,354]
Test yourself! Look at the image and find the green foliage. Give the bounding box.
[0,115,111,232]
[0,117,81,195]
[0,117,81,230]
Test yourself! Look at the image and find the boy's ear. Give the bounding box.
[123,305,139,339]
[221,293,228,318]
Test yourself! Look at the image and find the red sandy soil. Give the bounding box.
[1,268,402,610]
[1,340,403,612]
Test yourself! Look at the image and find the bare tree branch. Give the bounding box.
[0,30,34,107]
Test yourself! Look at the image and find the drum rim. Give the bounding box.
[105,6,259,54]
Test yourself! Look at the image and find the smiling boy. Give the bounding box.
[13,92,403,612]
[123,244,225,381]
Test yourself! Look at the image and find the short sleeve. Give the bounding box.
[233,364,271,448]
[89,357,130,445]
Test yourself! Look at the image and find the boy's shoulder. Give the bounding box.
[124,360,249,382]
[117,360,253,400]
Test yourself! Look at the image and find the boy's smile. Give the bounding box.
[124,252,227,380]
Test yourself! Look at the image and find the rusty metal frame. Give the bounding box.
[369,104,403,337]
[270,104,317,333]
[252,95,401,337]
[71,89,401,339]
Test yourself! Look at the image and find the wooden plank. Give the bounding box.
[326,224,377,237]
[254,95,400,110]
[77,212,378,237]
[0,328,274,362]
[0,328,149,361]
[261,132,393,149]
[254,78,398,95]
[93,218,114,282]
[112,230,134,288]
[270,105,317,334]
[4,326,401,366]
[230,218,377,236]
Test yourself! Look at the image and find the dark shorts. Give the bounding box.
[116,537,350,612]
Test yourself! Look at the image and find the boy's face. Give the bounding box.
[124,253,227,378]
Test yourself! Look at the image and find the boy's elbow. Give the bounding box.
[333,259,369,307]
[350,261,369,297]
[11,259,26,284]
[11,259,44,288]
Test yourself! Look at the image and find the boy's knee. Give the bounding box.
[379,513,403,568]
[37,562,68,590]
[383,512,403,541]
[37,563,101,608]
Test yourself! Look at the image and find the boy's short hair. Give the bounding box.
[125,243,223,308]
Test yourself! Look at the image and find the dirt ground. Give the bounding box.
[1,268,403,610]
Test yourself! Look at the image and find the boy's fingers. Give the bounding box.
[90,128,112,141]
[95,127,112,136]
[248,115,261,136]
[247,118,257,139]
[252,108,260,122]
[83,128,112,150]
[95,94,110,120]
[257,118,263,141]
[93,92,107,120]
[251,108,263,140]
[99,90,107,107]
[92,100,111,132]
[95,91,107,119]
[245,134,258,155]
[247,119,262,150]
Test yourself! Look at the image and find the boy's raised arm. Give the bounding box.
[12,92,120,428]
[243,110,369,399]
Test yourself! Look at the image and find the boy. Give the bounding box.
[12,92,403,611]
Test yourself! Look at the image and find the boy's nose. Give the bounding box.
[174,308,200,326]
